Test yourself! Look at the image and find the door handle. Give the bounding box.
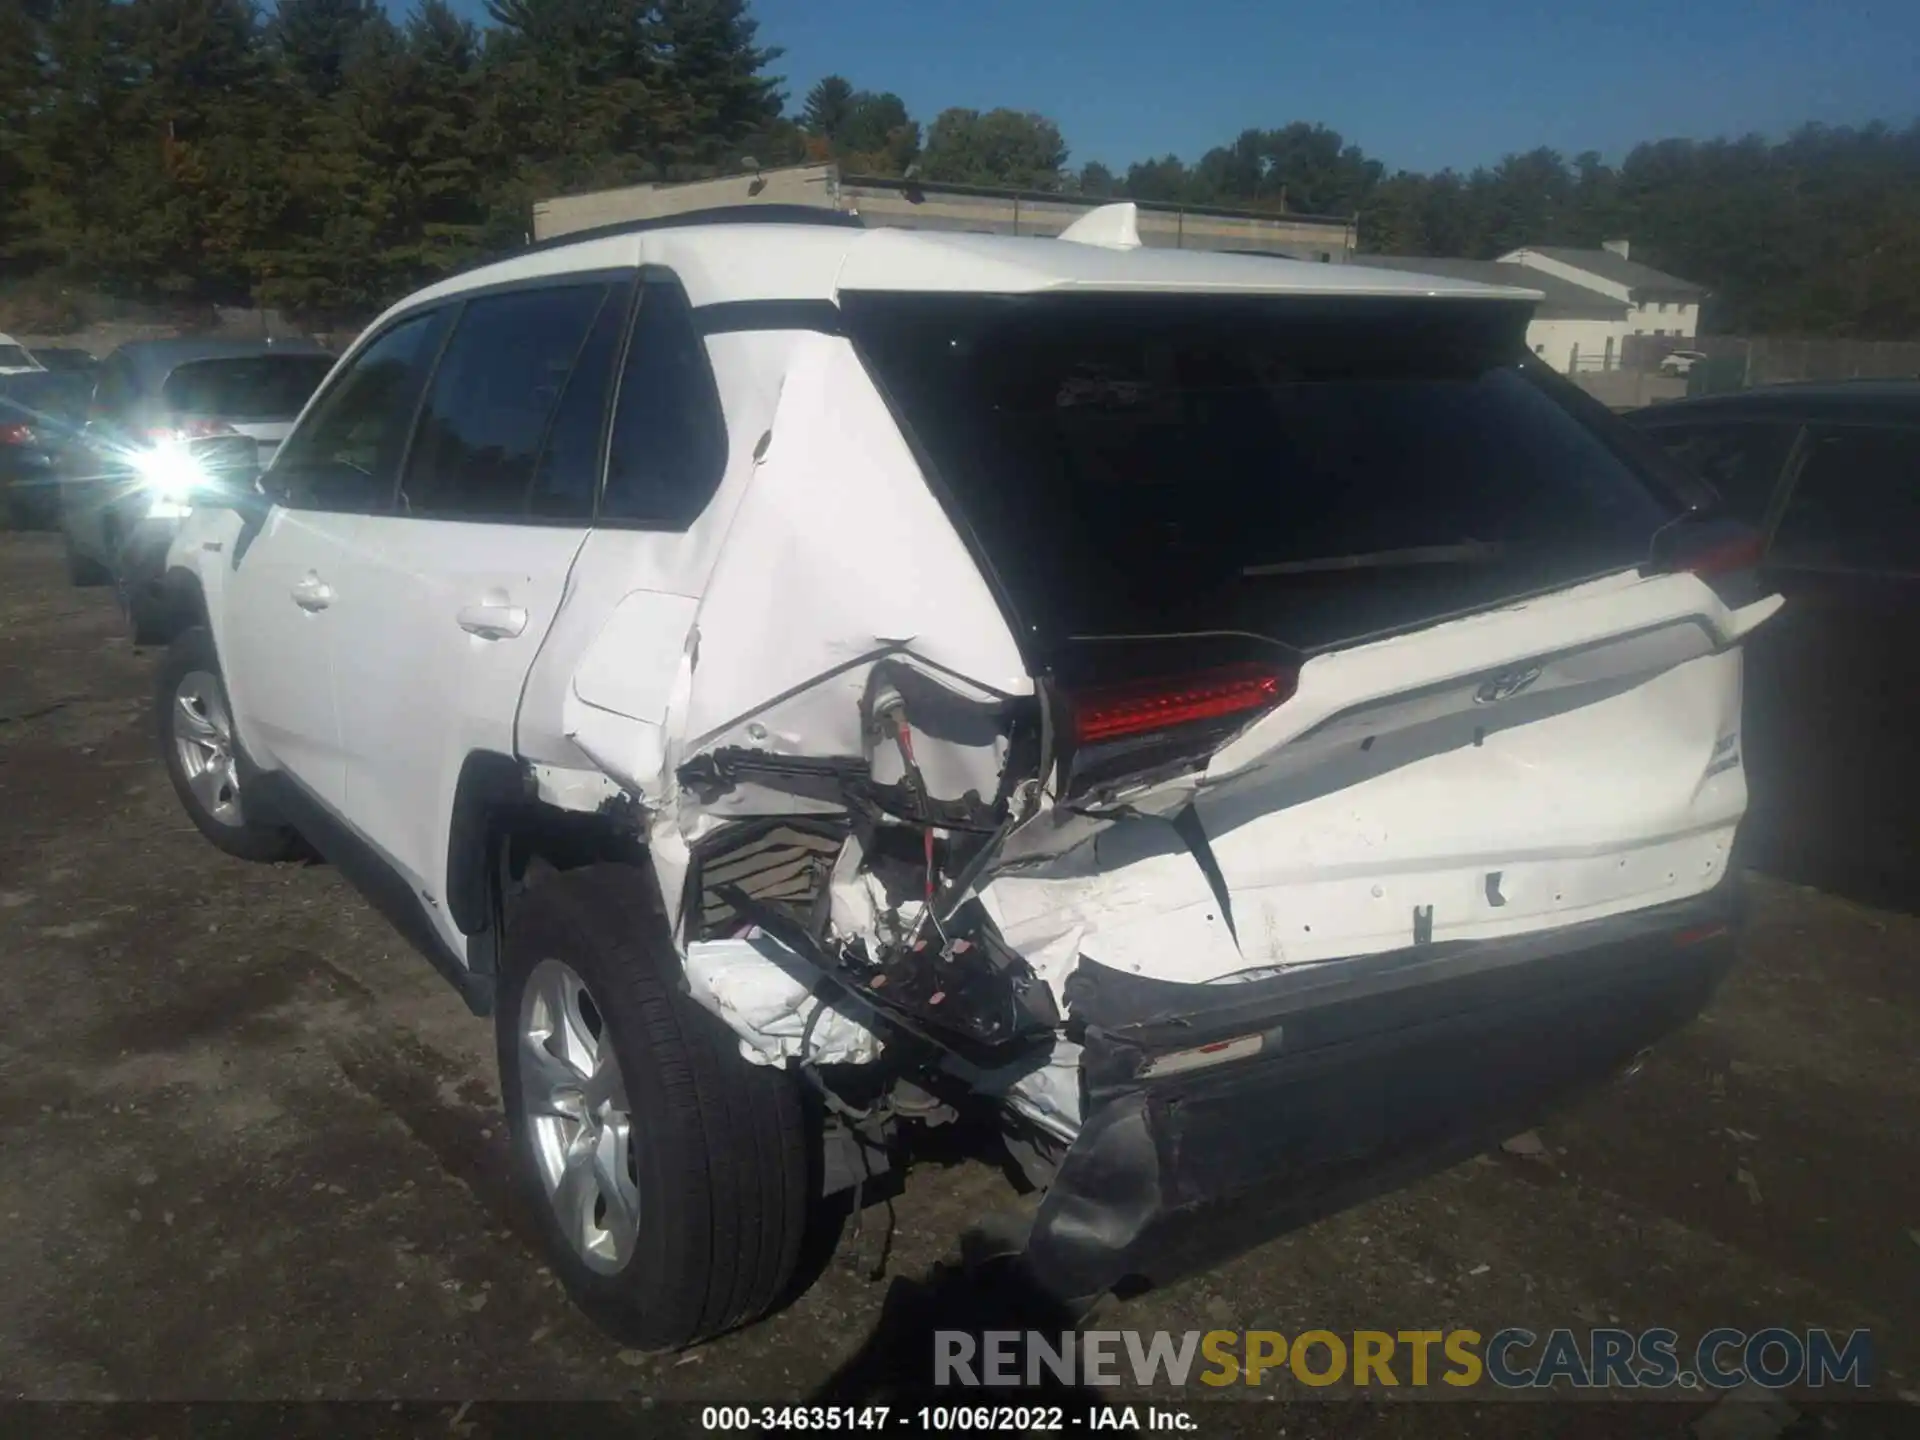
[291,574,333,611]
[457,602,528,640]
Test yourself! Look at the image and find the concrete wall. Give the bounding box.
[533,167,840,240]
[838,182,1352,259]
[531,165,1357,261]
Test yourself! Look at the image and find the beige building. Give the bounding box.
[533,163,1357,262]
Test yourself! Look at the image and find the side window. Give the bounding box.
[1773,424,1920,573]
[400,284,611,520]
[1645,421,1795,524]
[273,310,449,513]
[527,281,632,519]
[601,277,729,528]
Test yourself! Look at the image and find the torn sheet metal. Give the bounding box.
[525,762,629,814]
[561,592,702,808]
[683,930,885,1068]
[977,572,1775,989]
[949,1036,1086,1143]
[671,334,1030,776]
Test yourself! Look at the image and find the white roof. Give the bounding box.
[827,228,1541,303]
[374,221,1538,334]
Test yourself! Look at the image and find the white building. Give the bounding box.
[1499,242,1705,344]
[1350,240,1706,375]
[1347,254,1633,373]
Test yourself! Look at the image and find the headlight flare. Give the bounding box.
[129,440,213,504]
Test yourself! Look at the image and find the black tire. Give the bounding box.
[497,864,811,1350]
[65,530,111,586]
[123,579,170,648]
[155,626,302,862]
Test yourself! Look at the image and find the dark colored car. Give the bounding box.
[1,369,94,529]
[31,347,101,373]
[1627,381,1920,907]
[56,337,333,640]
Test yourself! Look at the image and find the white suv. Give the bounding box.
[151,204,1780,1349]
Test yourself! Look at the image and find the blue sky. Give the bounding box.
[446,0,1918,174]
[745,0,1916,174]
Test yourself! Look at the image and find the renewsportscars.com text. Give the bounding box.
[934,1327,1875,1391]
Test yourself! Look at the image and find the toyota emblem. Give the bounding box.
[1474,665,1543,705]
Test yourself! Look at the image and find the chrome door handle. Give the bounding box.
[457,602,528,640]
[291,575,333,611]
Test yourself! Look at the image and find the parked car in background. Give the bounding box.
[2,369,95,528]
[1658,350,1707,377]
[57,337,333,642]
[0,333,46,375]
[148,206,1769,1349]
[31,346,100,373]
[1627,381,1920,907]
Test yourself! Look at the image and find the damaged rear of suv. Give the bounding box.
[157,208,1777,1348]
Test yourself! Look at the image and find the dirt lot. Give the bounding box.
[1,530,1916,1435]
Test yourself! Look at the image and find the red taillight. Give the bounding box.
[1067,663,1296,744]
[0,422,32,446]
[1683,532,1764,578]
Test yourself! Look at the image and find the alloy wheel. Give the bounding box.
[171,670,245,827]
[517,957,643,1274]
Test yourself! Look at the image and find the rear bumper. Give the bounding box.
[1023,878,1742,1300]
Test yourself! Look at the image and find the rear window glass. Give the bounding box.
[847,294,1681,650]
[0,371,92,422]
[1640,420,1796,524]
[160,355,334,421]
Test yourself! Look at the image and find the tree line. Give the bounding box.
[1,0,1916,337]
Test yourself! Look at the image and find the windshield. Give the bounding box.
[846,293,1684,653]
[0,345,37,369]
[160,355,334,422]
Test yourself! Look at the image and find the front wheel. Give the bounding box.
[155,627,301,862]
[497,864,811,1350]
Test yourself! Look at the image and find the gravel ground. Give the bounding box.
[1,530,1914,1437]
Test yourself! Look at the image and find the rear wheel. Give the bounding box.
[155,626,301,862]
[497,863,811,1350]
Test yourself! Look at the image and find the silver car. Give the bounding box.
[56,338,334,642]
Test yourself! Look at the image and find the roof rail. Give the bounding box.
[435,204,864,285]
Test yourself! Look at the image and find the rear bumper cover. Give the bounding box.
[1023,878,1742,1300]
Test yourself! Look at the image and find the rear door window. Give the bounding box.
[271,309,450,514]
[160,355,335,421]
[1772,424,1920,574]
[527,282,632,520]
[600,277,729,528]
[1642,420,1796,524]
[400,283,613,520]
